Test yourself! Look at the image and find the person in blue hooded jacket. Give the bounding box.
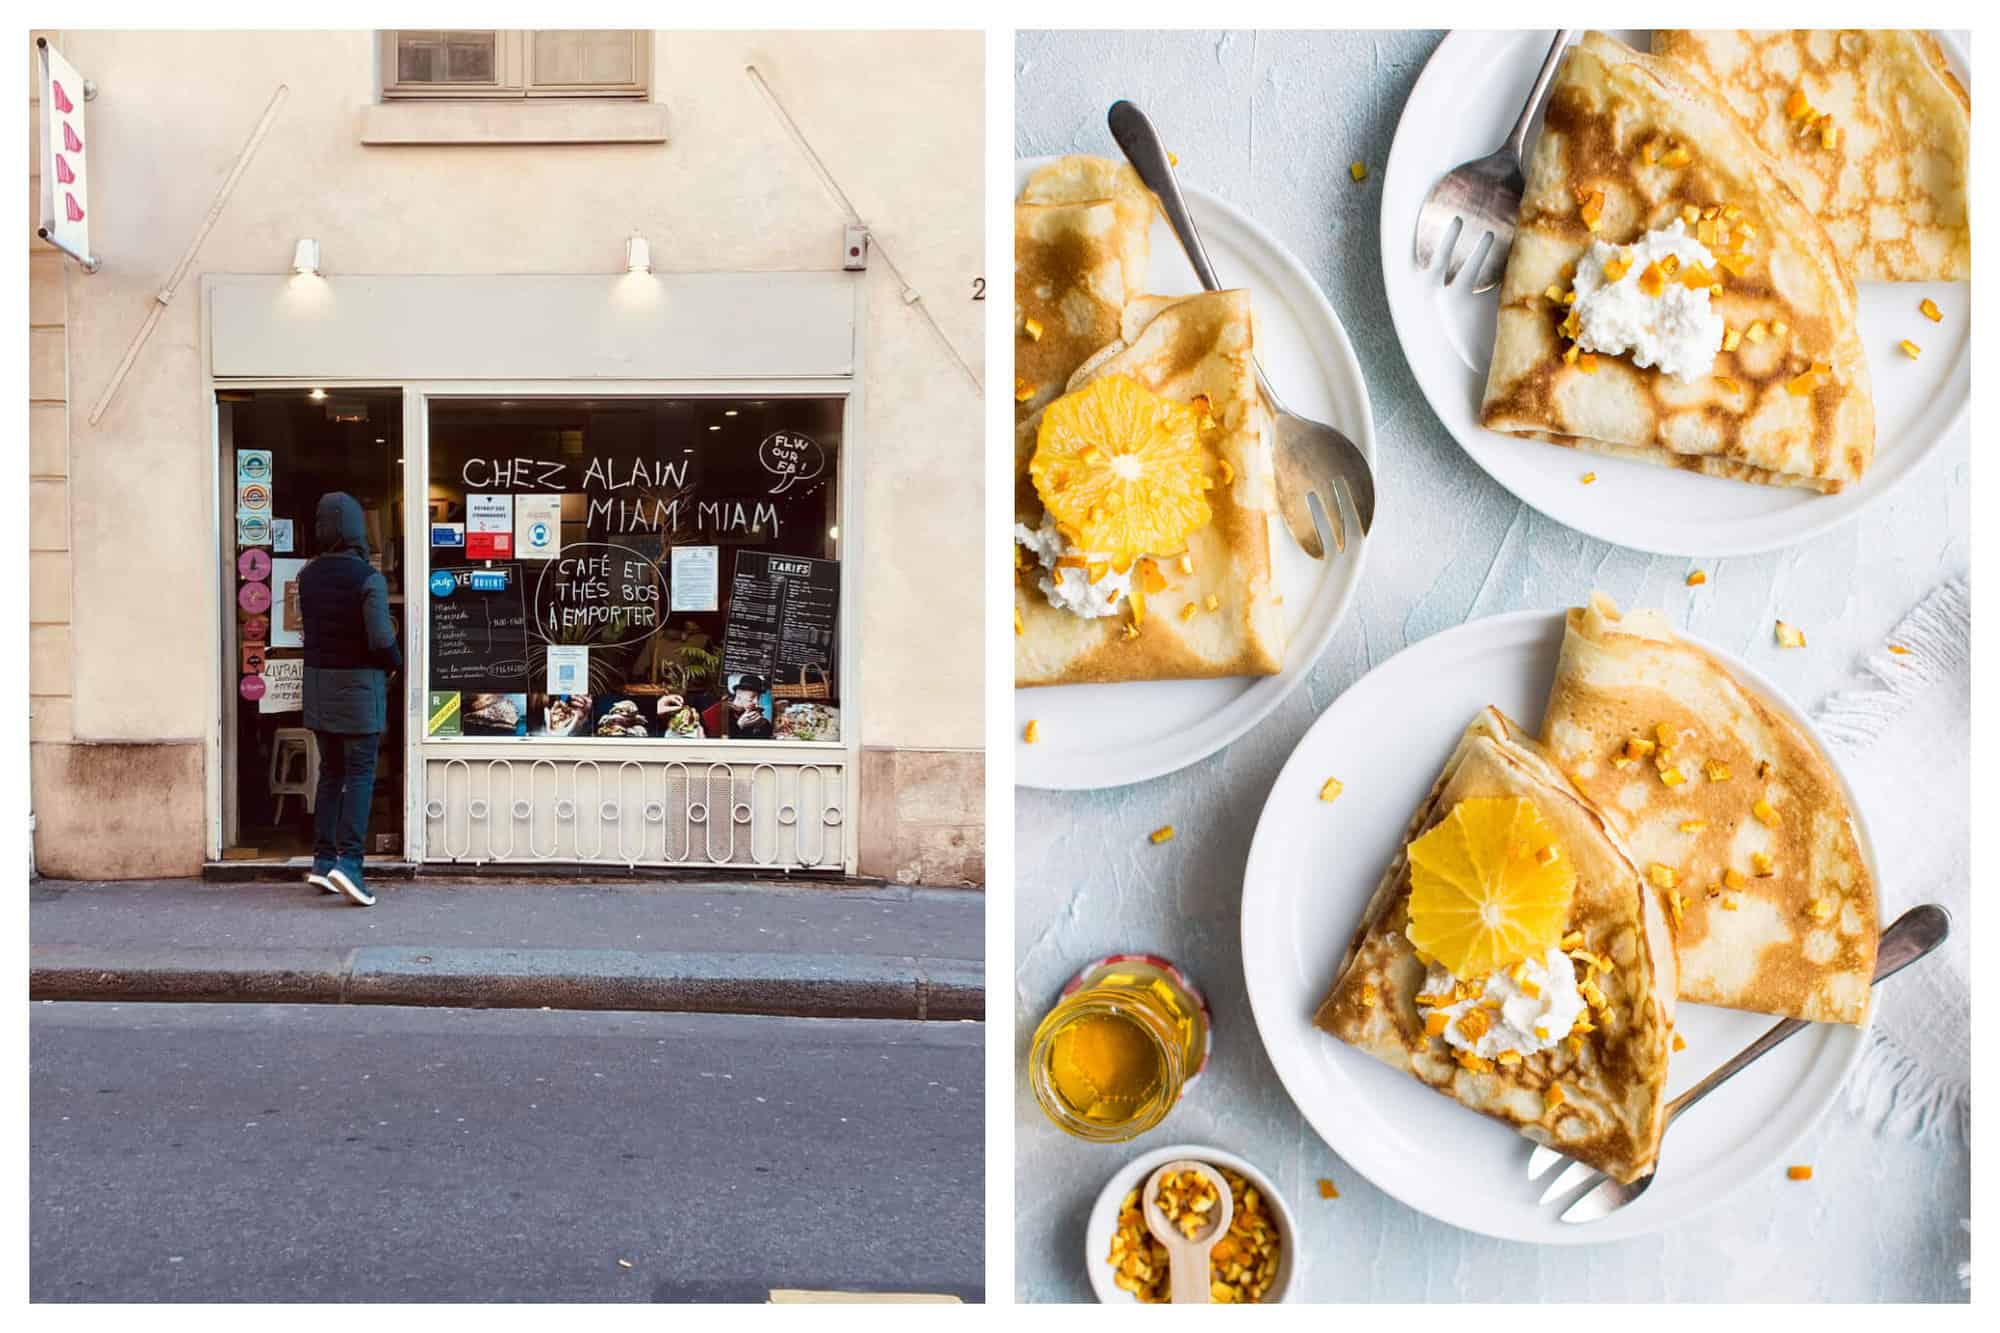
[299,493,402,905]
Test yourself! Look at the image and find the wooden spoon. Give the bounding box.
[1140,1159,1234,1304]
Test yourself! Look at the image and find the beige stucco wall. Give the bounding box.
[58,28,982,749]
[33,30,984,879]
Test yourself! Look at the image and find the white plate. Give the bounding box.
[1015,156,1376,790]
[1082,1142,1300,1304]
[1381,30,1971,557]
[1239,610,1875,1244]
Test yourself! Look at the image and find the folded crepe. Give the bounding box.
[1014,289,1285,687]
[1014,156,1157,422]
[1315,707,1677,1184]
[1652,30,1970,282]
[1482,31,1874,494]
[1539,593,1878,1024]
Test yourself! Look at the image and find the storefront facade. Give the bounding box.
[28,30,984,885]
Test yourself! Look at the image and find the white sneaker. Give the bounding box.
[305,870,339,894]
[327,868,376,907]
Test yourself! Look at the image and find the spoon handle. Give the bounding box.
[1108,98,1282,412]
[1168,1244,1213,1304]
[1108,99,1222,293]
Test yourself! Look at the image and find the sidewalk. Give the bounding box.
[29,877,982,1021]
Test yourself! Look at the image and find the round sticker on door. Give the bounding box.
[238,581,272,614]
[241,614,270,644]
[238,483,272,511]
[237,548,271,581]
[239,674,267,702]
[429,570,458,598]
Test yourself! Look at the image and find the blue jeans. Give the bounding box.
[311,731,379,885]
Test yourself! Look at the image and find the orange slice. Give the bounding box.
[1029,375,1212,559]
[1405,797,1576,980]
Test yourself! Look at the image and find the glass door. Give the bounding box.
[217,387,408,862]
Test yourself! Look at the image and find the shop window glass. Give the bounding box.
[424,397,843,744]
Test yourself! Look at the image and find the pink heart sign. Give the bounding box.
[55,154,73,185]
[64,193,83,223]
[63,122,82,154]
[51,80,73,115]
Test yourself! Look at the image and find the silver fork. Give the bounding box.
[1531,903,1950,1224]
[1108,99,1375,558]
[1414,30,1575,293]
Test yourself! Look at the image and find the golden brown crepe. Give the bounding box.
[1482,31,1874,494]
[1014,290,1285,687]
[1316,707,1677,1184]
[1014,156,1157,422]
[1539,593,1878,1025]
[1015,201,1131,424]
[1652,30,1970,282]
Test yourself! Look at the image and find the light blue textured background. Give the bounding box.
[1014,28,1970,1304]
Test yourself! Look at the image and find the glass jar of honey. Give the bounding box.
[1029,953,1212,1143]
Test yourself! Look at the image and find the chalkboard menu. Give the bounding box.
[722,552,839,696]
[428,566,530,693]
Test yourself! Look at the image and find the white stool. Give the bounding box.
[270,728,319,822]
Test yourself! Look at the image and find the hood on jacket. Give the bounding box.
[315,492,370,557]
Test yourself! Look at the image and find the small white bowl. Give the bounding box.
[1084,1142,1300,1304]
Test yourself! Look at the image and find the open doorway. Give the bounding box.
[218,388,406,863]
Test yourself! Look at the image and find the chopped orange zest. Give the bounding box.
[1023,719,1041,744]
[1920,298,1942,323]
[1149,825,1175,844]
[1580,471,1597,485]
[1349,160,1367,182]
[1787,1165,1813,1181]
[1318,1177,1341,1199]
[1319,778,1344,803]
[1686,570,1706,586]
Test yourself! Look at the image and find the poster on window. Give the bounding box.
[259,657,303,715]
[545,644,588,695]
[466,493,514,560]
[515,494,563,561]
[269,558,306,648]
[670,544,720,612]
[721,552,839,709]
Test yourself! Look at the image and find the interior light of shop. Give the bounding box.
[829,525,840,540]
[626,234,651,274]
[291,238,320,277]
[724,409,739,417]
[708,424,721,431]
[308,388,327,401]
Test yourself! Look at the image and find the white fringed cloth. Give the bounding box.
[1811,575,1969,1143]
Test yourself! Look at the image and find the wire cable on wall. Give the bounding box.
[745,63,982,395]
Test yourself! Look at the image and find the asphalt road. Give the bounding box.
[31,1002,983,1302]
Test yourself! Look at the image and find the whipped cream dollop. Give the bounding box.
[1415,945,1585,1058]
[1570,220,1726,382]
[1014,512,1131,619]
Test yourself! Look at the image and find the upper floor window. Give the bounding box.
[380,30,652,100]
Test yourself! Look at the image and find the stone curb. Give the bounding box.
[29,946,984,1022]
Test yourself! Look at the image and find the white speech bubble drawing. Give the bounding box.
[757,430,825,495]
